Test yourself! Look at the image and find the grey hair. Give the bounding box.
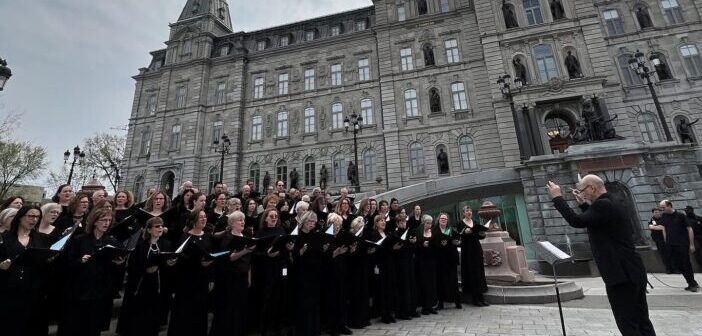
[300,211,318,225]
[0,208,18,224]
[227,211,246,230]
[421,214,433,224]
[40,202,62,216]
[228,197,242,207]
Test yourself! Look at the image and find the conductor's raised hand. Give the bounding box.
[546,181,562,198]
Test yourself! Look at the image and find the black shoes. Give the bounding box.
[455,303,463,309]
[684,284,699,292]
[421,309,430,315]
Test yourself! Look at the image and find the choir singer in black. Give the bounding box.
[547,175,656,336]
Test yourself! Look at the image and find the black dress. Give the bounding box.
[117,237,172,336]
[434,227,461,307]
[393,228,418,318]
[167,232,214,336]
[456,220,488,303]
[368,230,398,322]
[210,232,252,336]
[0,231,52,336]
[293,230,323,336]
[347,237,372,329]
[255,226,291,336]
[57,232,119,336]
[415,231,438,313]
[325,232,351,333]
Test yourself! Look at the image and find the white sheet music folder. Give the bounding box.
[534,241,573,265]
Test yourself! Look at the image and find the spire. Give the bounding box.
[177,0,232,32]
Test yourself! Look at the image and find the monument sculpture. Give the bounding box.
[513,58,528,84]
[677,118,699,144]
[289,168,300,189]
[573,98,618,144]
[564,51,582,79]
[437,148,450,174]
[319,164,329,190]
[347,161,358,186]
[636,7,653,29]
[550,0,566,20]
[502,1,519,28]
[262,171,271,193]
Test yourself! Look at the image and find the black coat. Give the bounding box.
[415,230,438,310]
[457,220,488,295]
[368,230,398,318]
[553,194,646,286]
[210,232,252,336]
[433,227,460,304]
[293,230,322,336]
[393,228,418,317]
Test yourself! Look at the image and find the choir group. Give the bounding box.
[0,181,490,336]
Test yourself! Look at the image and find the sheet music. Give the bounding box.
[535,241,572,264]
[325,224,334,235]
[355,226,364,237]
[400,229,408,241]
[50,233,72,251]
[175,236,191,253]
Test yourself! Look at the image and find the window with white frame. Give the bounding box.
[304,107,316,133]
[603,9,625,35]
[330,25,341,36]
[276,160,288,185]
[440,0,450,12]
[219,45,229,56]
[404,89,419,117]
[249,163,260,191]
[277,111,288,137]
[661,0,684,24]
[681,44,702,77]
[398,5,407,21]
[254,76,264,99]
[279,35,290,47]
[360,99,373,125]
[176,86,187,108]
[358,58,370,81]
[332,103,344,129]
[278,73,289,95]
[147,94,157,115]
[212,120,223,144]
[409,142,425,175]
[618,54,643,86]
[363,149,376,181]
[445,39,460,63]
[170,123,181,151]
[523,0,544,25]
[333,154,347,184]
[459,136,477,169]
[331,64,342,86]
[304,68,315,91]
[251,116,262,141]
[304,157,316,187]
[451,82,469,110]
[638,113,661,142]
[305,31,315,41]
[401,48,414,71]
[355,20,367,31]
[216,82,226,104]
[140,126,152,156]
[257,40,266,51]
[534,44,558,82]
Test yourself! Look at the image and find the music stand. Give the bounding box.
[534,241,573,336]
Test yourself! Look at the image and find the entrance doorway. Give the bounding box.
[604,181,645,245]
[161,171,175,199]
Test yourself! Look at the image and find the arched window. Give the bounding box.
[208,167,220,195]
[276,160,288,185]
[618,54,643,86]
[333,153,347,184]
[523,0,544,25]
[651,53,674,80]
[661,0,684,25]
[423,44,435,66]
[458,136,478,170]
[405,89,419,117]
[418,0,428,15]
[277,111,288,137]
[133,176,145,203]
[360,99,373,125]
[332,103,344,129]
[429,88,442,113]
[363,149,377,181]
[249,163,260,192]
[638,113,661,143]
[451,82,469,110]
[409,142,425,175]
[680,44,702,77]
[534,44,558,82]
[603,9,625,35]
[304,157,316,187]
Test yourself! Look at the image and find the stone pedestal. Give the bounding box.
[482,231,535,282]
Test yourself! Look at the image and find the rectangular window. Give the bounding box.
[251,116,262,141]
[332,103,344,129]
[219,45,229,56]
[277,112,288,137]
[212,120,223,144]
[358,58,370,81]
[279,35,289,47]
[146,94,157,115]
[360,99,373,125]
[523,0,544,25]
[254,76,264,99]
[304,160,316,187]
[170,124,181,150]
[257,40,266,51]
[451,82,469,110]
[215,82,226,104]
[401,48,414,71]
[304,107,316,133]
[331,64,342,86]
[681,45,702,77]
[445,39,460,63]
[355,20,367,31]
[183,40,192,54]
[603,9,625,35]
[305,31,315,41]
[330,25,341,36]
[176,86,187,108]
[405,90,419,117]
[140,127,151,156]
[440,0,450,12]
[535,45,559,81]
[397,5,406,21]
[304,68,315,91]
[278,73,289,95]
[662,0,684,24]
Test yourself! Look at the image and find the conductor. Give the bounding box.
[547,175,656,336]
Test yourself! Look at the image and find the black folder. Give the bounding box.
[270,234,299,252]
[12,248,60,267]
[94,245,131,260]
[228,234,278,251]
[146,252,179,267]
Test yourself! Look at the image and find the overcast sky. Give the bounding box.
[0,0,371,188]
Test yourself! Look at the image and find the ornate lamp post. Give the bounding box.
[212,134,231,183]
[628,50,673,141]
[64,146,86,185]
[496,74,530,161]
[0,58,12,91]
[344,111,363,193]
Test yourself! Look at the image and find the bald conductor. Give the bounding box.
[547,175,656,336]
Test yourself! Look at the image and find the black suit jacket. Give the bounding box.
[552,193,646,286]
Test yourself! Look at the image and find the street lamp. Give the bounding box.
[212,134,231,183]
[344,111,363,193]
[0,58,12,91]
[64,146,86,185]
[628,50,673,141]
[497,74,531,161]
[110,162,121,191]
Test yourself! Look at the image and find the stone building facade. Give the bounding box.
[123,0,702,264]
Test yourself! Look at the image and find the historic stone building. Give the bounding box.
[123,0,702,267]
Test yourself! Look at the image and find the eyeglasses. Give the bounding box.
[25,215,41,219]
[151,224,164,228]
[576,185,592,193]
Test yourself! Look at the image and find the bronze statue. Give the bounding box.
[550,0,566,20]
[289,168,300,189]
[262,171,271,193]
[502,1,519,28]
[430,89,442,113]
[564,51,582,79]
[636,8,653,29]
[423,44,435,66]
[347,161,358,185]
[437,148,450,174]
[191,1,200,14]
[320,164,328,190]
[678,118,699,144]
[513,58,528,84]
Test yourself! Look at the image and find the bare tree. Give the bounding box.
[45,163,92,196]
[83,133,125,193]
